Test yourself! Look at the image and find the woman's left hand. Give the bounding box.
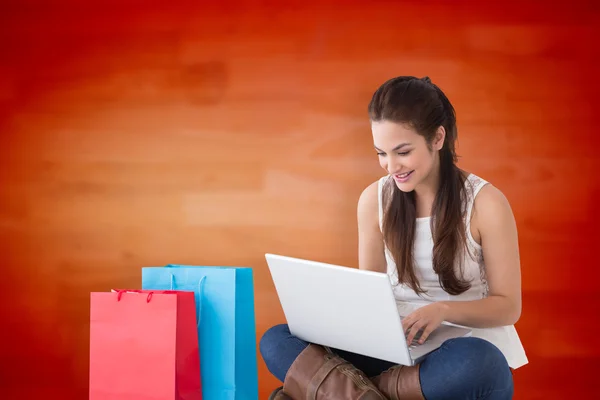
[402,302,448,345]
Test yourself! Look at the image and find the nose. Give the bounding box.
[386,157,402,175]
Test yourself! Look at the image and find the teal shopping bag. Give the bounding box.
[142,265,258,400]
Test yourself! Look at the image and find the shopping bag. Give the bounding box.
[142,266,258,400]
[89,289,202,400]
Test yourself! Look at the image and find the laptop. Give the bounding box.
[265,253,472,366]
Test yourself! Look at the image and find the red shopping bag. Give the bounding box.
[89,290,202,400]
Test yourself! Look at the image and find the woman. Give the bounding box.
[260,76,528,400]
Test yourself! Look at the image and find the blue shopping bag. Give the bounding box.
[142,265,258,400]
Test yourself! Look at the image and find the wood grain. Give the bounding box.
[0,1,598,398]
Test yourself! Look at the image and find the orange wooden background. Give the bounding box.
[1,1,599,399]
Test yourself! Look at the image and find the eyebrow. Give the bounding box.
[374,143,410,152]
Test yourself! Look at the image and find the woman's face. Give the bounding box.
[371,120,444,193]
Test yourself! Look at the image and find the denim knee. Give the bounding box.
[259,324,290,358]
[259,324,308,383]
[420,336,513,400]
[444,337,512,392]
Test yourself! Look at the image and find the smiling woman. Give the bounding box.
[260,76,528,400]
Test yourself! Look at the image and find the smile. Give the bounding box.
[393,171,414,182]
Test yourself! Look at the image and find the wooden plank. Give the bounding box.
[1,1,598,399]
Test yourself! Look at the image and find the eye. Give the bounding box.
[398,151,411,156]
[377,152,386,156]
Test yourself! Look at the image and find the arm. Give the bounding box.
[357,181,387,273]
[440,184,522,328]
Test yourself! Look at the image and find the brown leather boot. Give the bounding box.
[371,364,425,400]
[281,344,387,399]
[268,386,292,399]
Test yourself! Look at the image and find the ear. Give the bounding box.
[433,126,446,151]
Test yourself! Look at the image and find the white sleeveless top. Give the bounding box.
[377,173,528,369]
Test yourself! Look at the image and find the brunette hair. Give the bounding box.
[368,76,471,295]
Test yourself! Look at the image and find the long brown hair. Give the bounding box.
[368,76,471,296]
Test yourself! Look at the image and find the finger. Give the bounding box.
[402,315,415,332]
[402,311,419,329]
[406,320,426,345]
[403,317,421,338]
[405,309,424,325]
[417,324,436,344]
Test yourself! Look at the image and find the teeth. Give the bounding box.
[397,172,410,177]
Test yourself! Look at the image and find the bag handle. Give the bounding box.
[169,273,207,328]
[196,276,206,328]
[115,289,154,303]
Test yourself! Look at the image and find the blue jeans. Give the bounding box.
[260,324,513,400]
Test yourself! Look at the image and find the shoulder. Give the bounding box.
[471,181,516,230]
[357,179,388,272]
[357,178,384,225]
[357,181,379,218]
[474,183,513,215]
[358,176,389,212]
[358,180,380,207]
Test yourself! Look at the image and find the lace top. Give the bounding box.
[377,173,528,369]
